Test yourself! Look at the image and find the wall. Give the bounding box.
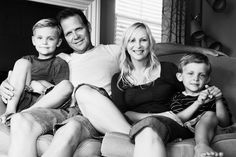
[201,0,236,57]
[0,1,72,71]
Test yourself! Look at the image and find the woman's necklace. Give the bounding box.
[128,66,161,86]
[130,70,147,85]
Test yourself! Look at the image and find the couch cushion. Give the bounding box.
[74,138,102,157]
[212,133,236,157]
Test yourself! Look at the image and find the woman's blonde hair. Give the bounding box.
[117,22,160,89]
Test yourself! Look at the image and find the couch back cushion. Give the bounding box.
[159,54,236,120]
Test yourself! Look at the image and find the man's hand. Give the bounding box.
[0,71,14,103]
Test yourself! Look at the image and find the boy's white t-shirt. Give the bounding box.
[64,44,120,95]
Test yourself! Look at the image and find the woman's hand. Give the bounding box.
[0,71,14,103]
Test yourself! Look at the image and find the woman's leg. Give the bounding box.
[4,59,31,114]
[134,127,166,157]
[194,111,223,157]
[75,85,130,134]
[130,116,194,157]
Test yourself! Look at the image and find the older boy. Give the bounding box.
[0,18,73,125]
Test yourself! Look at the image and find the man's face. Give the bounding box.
[60,15,91,54]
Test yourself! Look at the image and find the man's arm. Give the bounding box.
[0,71,14,103]
[154,43,227,57]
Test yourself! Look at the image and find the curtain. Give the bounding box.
[161,0,187,44]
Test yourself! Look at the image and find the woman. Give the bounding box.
[111,22,194,157]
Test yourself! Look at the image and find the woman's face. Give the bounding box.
[126,28,150,62]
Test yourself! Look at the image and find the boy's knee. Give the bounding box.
[199,111,218,125]
[202,111,217,120]
[15,58,31,70]
[57,80,73,95]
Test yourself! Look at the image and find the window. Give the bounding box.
[115,0,163,44]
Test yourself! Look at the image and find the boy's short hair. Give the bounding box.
[178,53,212,76]
[56,8,89,29]
[32,18,62,37]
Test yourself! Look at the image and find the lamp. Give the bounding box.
[206,0,226,12]
[190,16,205,42]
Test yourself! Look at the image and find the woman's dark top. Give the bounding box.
[111,62,184,114]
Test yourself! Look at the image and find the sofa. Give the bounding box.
[0,53,236,157]
[100,54,236,157]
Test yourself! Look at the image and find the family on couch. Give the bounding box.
[0,8,231,157]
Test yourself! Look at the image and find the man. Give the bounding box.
[0,8,224,157]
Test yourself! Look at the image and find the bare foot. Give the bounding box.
[194,143,223,157]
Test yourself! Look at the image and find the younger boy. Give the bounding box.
[0,18,73,125]
[171,53,232,157]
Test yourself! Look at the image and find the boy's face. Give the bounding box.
[176,62,210,95]
[32,27,62,59]
[60,15,91,54]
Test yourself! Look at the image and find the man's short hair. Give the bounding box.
[56,8,89,29]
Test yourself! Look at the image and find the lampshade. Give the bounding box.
[190,19,205,42]
[204,35,223,51]
[206,0,226,12]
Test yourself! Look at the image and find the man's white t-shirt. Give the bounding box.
[63,44,120,95]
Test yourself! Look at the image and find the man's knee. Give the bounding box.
[75,85,98,102]
[198,111,218,127]
[57,119,89,140]
[55,119,90,147]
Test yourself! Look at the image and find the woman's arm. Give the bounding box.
[111,73,127,113]
[154,43,227,57]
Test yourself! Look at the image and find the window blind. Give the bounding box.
[115,0,163,44]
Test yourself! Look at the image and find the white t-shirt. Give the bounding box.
[62,44,120,95]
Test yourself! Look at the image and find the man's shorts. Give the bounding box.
[74,83,110,99]
[22,106,101,139]
[21,83,109,139]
